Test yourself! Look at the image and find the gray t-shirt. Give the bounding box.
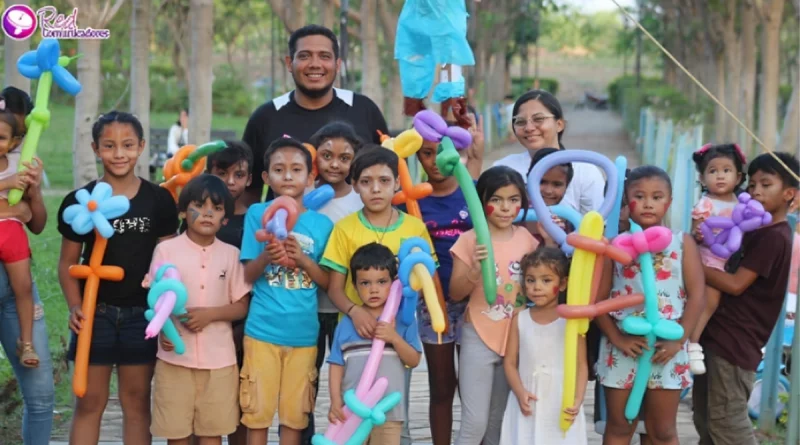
[328,315,422,421]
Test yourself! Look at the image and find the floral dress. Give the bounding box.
[596,231,692,390]
[691,195,738,270]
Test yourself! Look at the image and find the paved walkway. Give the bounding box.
[51,109,700,444]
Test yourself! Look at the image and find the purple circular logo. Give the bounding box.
[2,5,37,41]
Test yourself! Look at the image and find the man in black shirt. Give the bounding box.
[242,24,389,205]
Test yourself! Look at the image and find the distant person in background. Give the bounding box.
[242,25,388,206]
[167,109,189,157]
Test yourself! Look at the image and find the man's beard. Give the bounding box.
[292,72,335,99]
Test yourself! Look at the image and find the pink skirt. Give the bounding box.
[699,246,727,271]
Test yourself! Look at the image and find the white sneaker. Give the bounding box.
[688,342,706,375]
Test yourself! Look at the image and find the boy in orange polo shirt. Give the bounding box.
[147,174,252,443]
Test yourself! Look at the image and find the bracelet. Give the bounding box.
[346,304,356,314]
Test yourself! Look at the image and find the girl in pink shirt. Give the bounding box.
[450,166,539,445]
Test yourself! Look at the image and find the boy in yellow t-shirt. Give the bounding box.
[320,146,436,444]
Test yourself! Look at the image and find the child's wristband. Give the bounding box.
[346,304,356,314]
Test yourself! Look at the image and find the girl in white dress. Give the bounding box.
[500,247,588,445]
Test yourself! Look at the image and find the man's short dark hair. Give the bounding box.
[206,140,253,173]
[350,242,398,285]
[263,136,313,174]
[350,145,399,182]
[289,25,339,60]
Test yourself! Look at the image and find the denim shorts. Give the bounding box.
[67,303,157,366]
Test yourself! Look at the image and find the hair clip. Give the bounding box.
[695,143,747,164]
[0,99,5,111]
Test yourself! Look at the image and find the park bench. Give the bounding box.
[148,128,238,180]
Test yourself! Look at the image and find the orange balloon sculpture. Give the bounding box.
[379,129,449,338]
[161,140,228,201]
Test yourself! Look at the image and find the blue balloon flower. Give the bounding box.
[62,182,130,239]
[17,39,82,96]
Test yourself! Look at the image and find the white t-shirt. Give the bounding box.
[493,150,606,215]
[311,188,364,313]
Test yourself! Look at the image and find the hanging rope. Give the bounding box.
[608,0,800,182]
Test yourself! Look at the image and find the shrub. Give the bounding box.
[511,77,559,97]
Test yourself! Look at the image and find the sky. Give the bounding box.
[558,0,638,13]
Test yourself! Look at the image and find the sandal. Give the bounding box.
[16,339,39,369]
[688,342,706,375]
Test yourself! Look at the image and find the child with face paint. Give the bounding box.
[449,166,539,445]
[525,148,575,248]
[148,174,252,442]
[500,247,588,445]
[593,166,705,445]
[301,121,364,443]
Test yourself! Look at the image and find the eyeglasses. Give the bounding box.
[512,114,556,128]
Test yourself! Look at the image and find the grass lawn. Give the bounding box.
[39,104,250,191]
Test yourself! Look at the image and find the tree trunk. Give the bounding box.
[189,0,214,144]
[378,0,403,129]
[360,0,382,110]
[779,86,799,153]
[758,0,785,152]
[269,0,306,33]
[130,0,151,179]
[715,53,727,142]
[739,0,758,156]
[723,0,741,142]
[3,0,30,92]
[72,39,103,187]
[70,0,124,187]
[321,0,335,29]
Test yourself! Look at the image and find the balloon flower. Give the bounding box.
[305,184,335,212]
[527,151,622,254]
[612,223,684,422]
[417,110,498,305]
[144,263,188,354]
[379,129,448,339]
[699,192,772,259]
[161,140,227,201]
[554,211,643,433]
[62,182,130,397]
[9,38,82,205]
[313,238,435,444]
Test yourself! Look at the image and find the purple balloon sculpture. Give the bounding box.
[412,110,472,149]
[699,193,772,258]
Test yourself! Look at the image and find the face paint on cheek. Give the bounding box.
[515,206,521,216]
[628,201,637,213]
[485,205,495,216]
[188,208,200,225]
[552,285,561,296]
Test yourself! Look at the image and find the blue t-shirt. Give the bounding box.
[400,187,472,300]
[328,314,422,421]
[240,201,334,347]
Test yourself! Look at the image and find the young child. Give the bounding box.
[694,152,799,445]
[500,247,587,444]
[327,242,422,445]
[321,146,436,444]
[0,88,38,367]
[149,174,251,444]
[239,136,334,445]
[594,166,705,445]
[449,166,539,445]
[409,136,474,445]
[303,121,364,441]
[526,147,575,247]
[687,143,747,375]
[58,111,178,444]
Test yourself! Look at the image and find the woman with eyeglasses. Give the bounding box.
[492,90,606,214]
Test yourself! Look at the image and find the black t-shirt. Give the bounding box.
[242,88,389,199]
[702,221,793,371]
[57,179,179,308]
[178,213,245,249]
